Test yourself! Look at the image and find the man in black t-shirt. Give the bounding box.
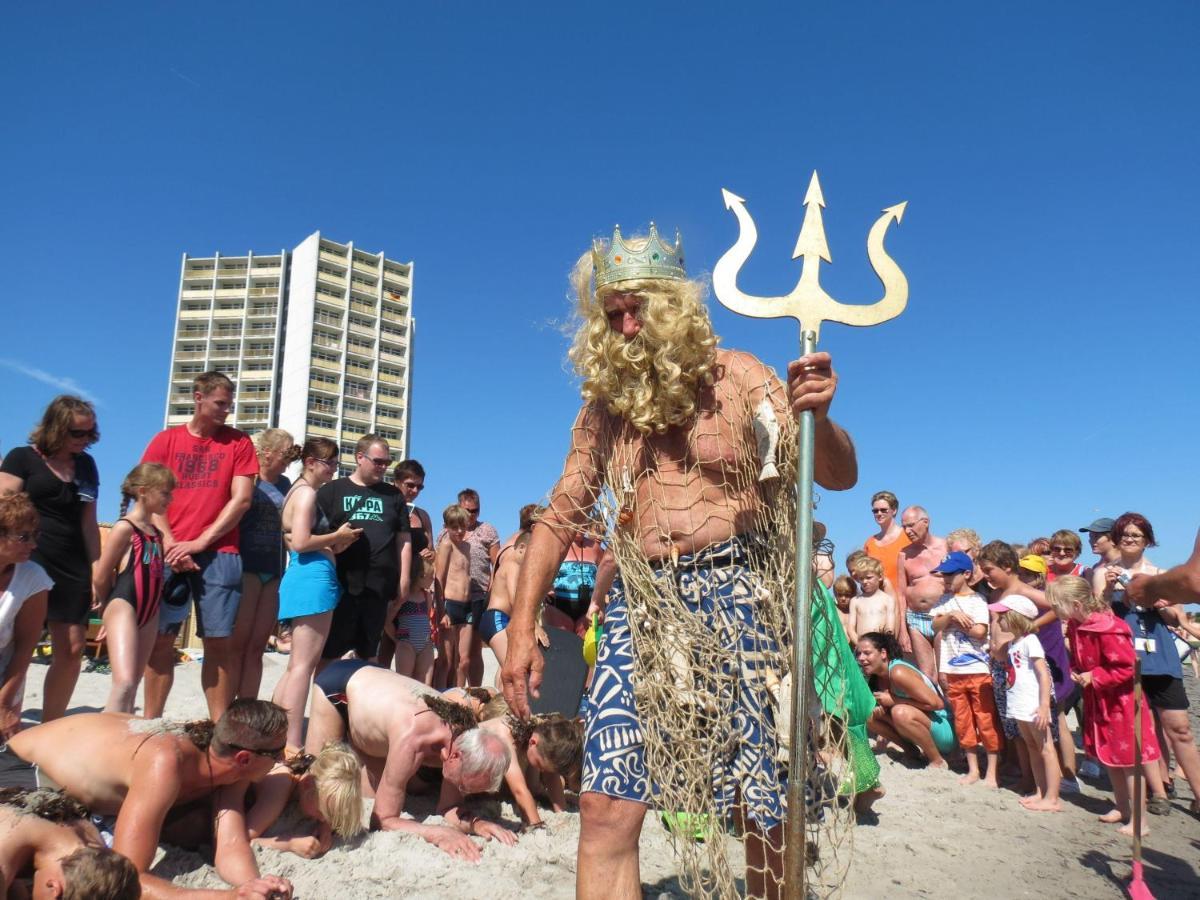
[317,434,411,660]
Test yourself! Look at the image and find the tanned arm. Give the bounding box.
[165,475,253,566]
[502,404,608,718]
[1127,528,1200,607]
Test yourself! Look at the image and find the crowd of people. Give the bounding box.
[839,495,1200,832]
[1,218,1198,899]
[0,385,590,899]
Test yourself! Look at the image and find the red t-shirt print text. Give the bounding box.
[172,447,229,491]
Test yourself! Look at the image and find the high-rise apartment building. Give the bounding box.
[165,231,413,472]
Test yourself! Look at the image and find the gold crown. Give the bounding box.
[592,222,686,288]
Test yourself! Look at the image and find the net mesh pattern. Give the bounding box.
[540,350,865,898]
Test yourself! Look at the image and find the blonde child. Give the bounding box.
[391,557,435,684]
[832,575,856,645]
[91,463,174,714]
[1049,575,1162,835]
[435,504,473,688]
[849,556,896,640]
[988,595,1062,812]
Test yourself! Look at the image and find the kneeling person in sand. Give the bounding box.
[6,700,294,897]
[305,660,513,861]
[244,742,366,860]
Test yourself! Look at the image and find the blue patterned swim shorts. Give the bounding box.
[906,610,935,640]
[581,538,787,829]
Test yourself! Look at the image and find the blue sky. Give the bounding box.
[2,2,1197,587]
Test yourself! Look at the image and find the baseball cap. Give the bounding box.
[1018,555,1048,576]
[931,551,974,575]
[1079,517,1115,534]
[987,595,1039,618]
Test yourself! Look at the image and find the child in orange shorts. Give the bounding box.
[931,551,1003,787]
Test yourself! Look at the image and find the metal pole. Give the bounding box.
[785,328,818,899]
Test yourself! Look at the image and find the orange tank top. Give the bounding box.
[864,532,911,589]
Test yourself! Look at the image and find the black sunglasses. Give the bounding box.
[68,428,97,439]
[230,743,287,761]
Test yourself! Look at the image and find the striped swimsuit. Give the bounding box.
[108,519,165,627]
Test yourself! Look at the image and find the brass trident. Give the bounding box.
[712,171,908,900]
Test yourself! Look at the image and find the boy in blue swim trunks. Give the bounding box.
[500,224,859,899]
[436,504,474,688]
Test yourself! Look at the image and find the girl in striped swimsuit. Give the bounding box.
[92,463,174,714]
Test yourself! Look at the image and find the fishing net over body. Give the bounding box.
[539,352,857,898]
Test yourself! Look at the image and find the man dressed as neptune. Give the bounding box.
[502,222,874,899]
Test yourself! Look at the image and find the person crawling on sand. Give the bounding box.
[0,788,140,900]
[477,696,584,828]
[242,742,365,860]
[304,659,514,862]
[0,786,290,899]
[4,700,294,898]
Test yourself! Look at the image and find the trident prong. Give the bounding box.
[712,171,908,342]
[712,171,908,900]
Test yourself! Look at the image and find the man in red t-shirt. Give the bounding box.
[141,371,258,720]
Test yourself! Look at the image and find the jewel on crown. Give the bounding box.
[592,222,686,288]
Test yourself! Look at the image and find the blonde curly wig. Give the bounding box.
[568,238,718,434]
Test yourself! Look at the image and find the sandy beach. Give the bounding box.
[17,652,1200,899]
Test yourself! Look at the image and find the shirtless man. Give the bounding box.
[897,506,946,679]
[304,660,513,861]
[5,700,293,897]
[501,225,857,899]
[436,505,474,687]
[1,790,140,900]
[0,788,290,899]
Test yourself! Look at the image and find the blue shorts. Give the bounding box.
[159,551,243,639]
[478,609,510,643]
[444,600,471,627]
[582,538,787,829]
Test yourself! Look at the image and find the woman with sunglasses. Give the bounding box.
[272,438,362,749]
[863,490,909,652]
[0,493,53,740]
[1096,512,1200,814]
[0,395,100,722]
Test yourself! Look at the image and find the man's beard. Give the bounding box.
[596,332,708,432]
